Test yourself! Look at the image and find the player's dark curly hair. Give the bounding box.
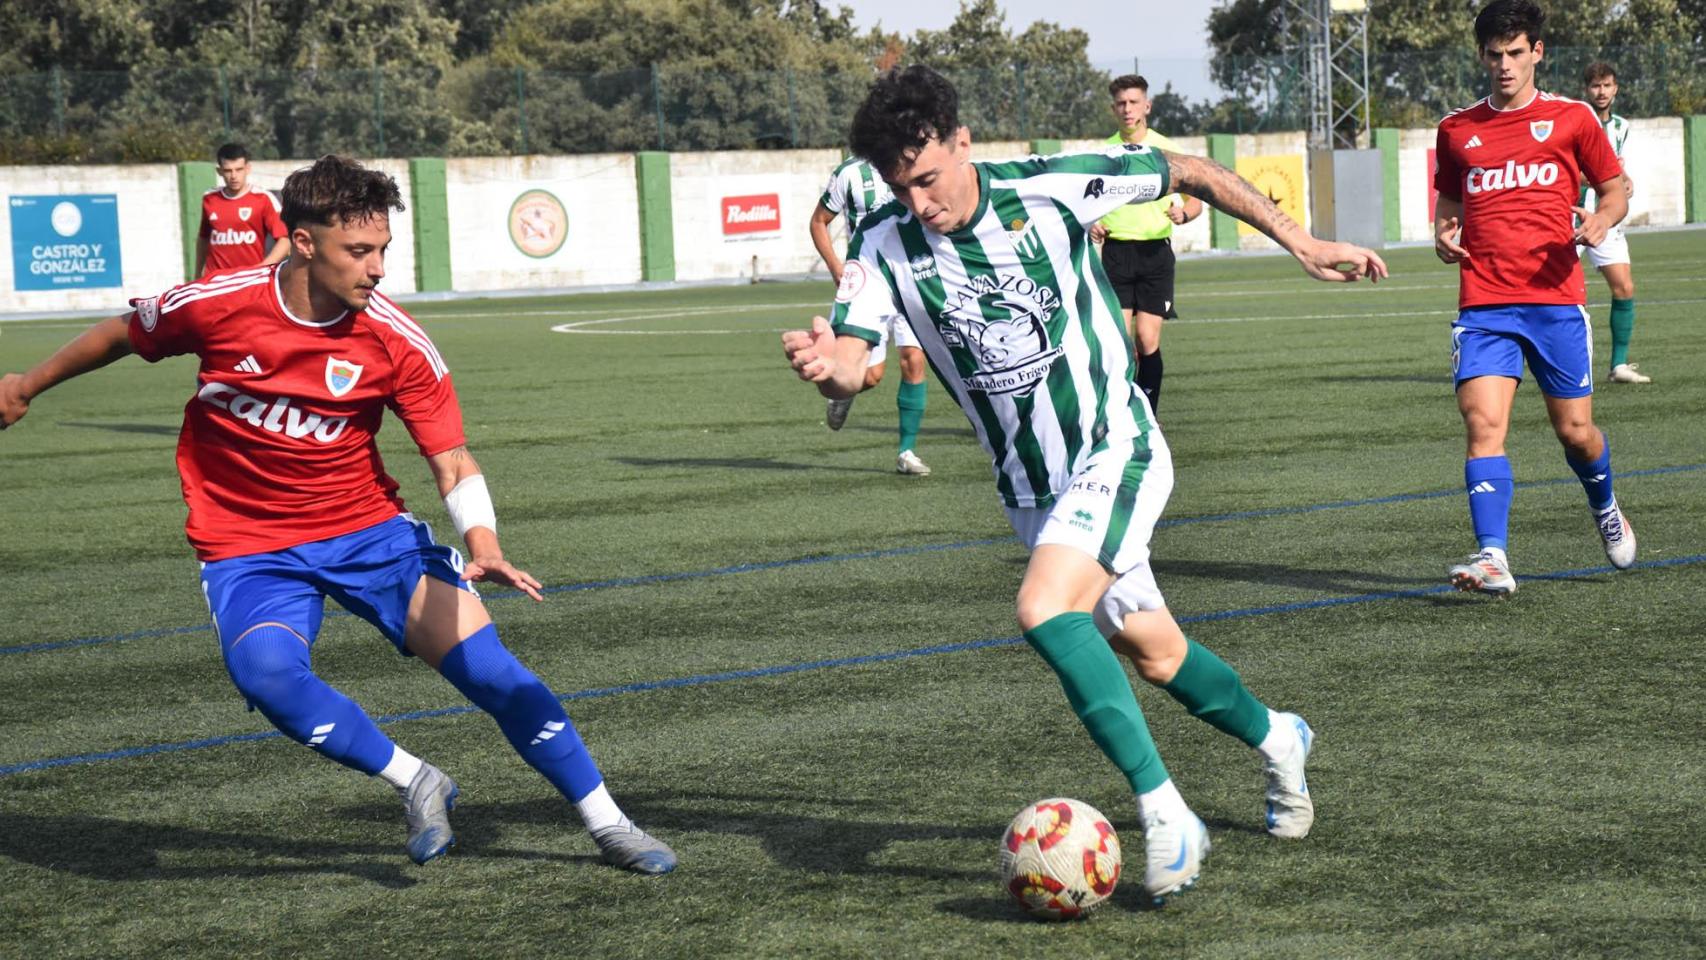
[1474,0,1545,50]
[281,154,405,230]
[849,65,960,179]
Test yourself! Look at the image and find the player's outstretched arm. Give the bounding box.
[782,316,870,399]
[0,316,134,430]
[1164,151,1388,283]
[425,445,544,601]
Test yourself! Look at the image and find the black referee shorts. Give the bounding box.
[1101,238,1177,318]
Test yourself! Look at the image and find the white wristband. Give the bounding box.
[444,474,497,538]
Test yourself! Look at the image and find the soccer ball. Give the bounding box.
[999,797,1121,920]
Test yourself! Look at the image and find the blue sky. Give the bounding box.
[846,0,1226,100]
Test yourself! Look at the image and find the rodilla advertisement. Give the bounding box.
[9,194,123,290]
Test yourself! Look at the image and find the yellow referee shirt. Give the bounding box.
[1100,129,1184,241]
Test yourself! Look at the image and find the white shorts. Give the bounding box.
[1004,435,1174,638]
[866,315,920,367]
[1577,226,1630,269]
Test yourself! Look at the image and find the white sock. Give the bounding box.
[1595,498,1619,517]
[1257,709,1297,763]
[378,746,423,790]
[575,782,632,833]
[1137,778,1190,824]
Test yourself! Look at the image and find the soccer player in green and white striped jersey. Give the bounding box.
[1580,61,1648,383]
[809,157,933,475]
[784,65,1387,905]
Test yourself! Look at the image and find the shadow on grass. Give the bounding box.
[1157,558,1436,594]
[844,424,977,440]
[57,421,179,436]
[613,456,890,474]
[0,812,420,888]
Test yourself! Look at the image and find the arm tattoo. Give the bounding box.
[1166,153,1303,247]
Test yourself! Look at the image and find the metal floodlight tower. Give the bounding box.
[1284,0,1372,149]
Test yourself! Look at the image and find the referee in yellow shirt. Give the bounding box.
[1090,74,1203,414]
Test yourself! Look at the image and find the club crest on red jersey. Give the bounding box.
[325,357,363,397]
[237,206,252,221]
[1530,120,1554,142]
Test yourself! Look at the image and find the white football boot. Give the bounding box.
[1609,363,1651,384]
[1596,501,1637,569]
[1448,549,1516,596]
[895,450,931,476]
[1264,713,1315,839]
[1141,810,1209,904]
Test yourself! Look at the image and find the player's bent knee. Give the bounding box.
[223,625,315,710]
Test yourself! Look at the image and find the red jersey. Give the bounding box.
[126,266,465,561]
[200,187,287,276]
[1434,92,1621,308]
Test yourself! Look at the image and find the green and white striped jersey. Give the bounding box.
[1581,113,1630,212]
[820,157,894,237]
[831,146,1169,508]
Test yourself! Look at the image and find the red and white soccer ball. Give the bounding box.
[999,797,1121,920]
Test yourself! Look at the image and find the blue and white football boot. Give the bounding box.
[1264,712,1315,839]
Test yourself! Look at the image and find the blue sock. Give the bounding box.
[222,625,396,775]
[437,624,604,802]
[1465,455,1514,551]
[1566,432,1615,512]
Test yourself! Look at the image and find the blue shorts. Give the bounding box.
[199,514,474,655]
[1451,304,1594,398]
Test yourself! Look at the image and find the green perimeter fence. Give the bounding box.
[2,47,1702,164]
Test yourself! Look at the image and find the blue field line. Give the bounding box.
[5,462,1702,658]
[5,553,1704,780]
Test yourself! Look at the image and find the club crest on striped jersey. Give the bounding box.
[1007,218,1043,261]
[937,274,1063,397]
[325,357,363,397]
[1530,119,1554,142]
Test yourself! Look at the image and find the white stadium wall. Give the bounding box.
[0,164,183,315]
[668,148,840,282]
[443,154,642,292]
[1,120,1698,316]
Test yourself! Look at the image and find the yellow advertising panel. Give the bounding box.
[1233,154,1306,237]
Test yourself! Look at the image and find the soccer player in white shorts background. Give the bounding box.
[1579,61,1648,384]
[809,156,933,475]
[785,65,1388,905]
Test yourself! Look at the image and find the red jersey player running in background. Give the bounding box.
[195,142,290,277]
[0,155,677,875]
[1433,0,1635,596]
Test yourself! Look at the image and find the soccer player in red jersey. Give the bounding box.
[195,143,289,278]
[1433,0,1635,596]
[0,155,676,874]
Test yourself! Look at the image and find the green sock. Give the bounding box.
[1161,638,1271,748]
[1024,612,1169,794]
[1608,298,1635,369]
[896,380,927,455]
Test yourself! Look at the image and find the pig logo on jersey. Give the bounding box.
[325,357,364,397]
[936,273,1063,396]
[1530,120,1554,143]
